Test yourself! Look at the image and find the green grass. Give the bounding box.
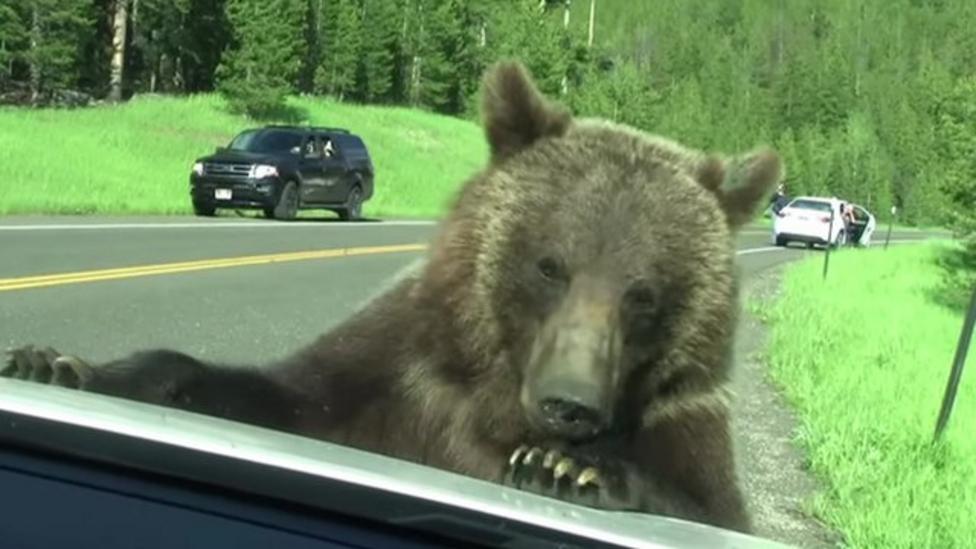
[0,94,488,218]
[753,242,976,548]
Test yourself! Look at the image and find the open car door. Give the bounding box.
[850,205,876,247]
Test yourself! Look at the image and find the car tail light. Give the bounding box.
[820,215,831,223]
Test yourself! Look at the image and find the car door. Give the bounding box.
[297,135,327,203]
[320,134,351,204]
[854,205,876,245]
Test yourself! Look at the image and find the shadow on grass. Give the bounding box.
[926,243,976,313]
[224,210,384,223]
[248,103,309,124]
[219,101,310,125]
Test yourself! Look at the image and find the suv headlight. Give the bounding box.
[250,164,278,179]
[191,161,204,176]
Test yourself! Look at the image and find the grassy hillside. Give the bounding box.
[0,94,489,218]
[754,242,976,548]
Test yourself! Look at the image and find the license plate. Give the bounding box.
[215,188,232,200]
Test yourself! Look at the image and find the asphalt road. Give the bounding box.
[0,215,947,365]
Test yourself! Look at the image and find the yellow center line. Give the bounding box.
[0,243,429,292]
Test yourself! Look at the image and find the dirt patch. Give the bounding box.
[730,265,843,549]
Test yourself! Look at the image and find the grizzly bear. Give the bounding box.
[2,60,782,534]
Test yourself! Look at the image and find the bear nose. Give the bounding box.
[537,390,605,440]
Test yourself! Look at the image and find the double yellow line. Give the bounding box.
[0,243,429,292]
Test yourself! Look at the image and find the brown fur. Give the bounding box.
[3,60,782,534]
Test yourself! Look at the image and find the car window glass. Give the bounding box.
[230,130,304,154]
[787,199,832,213]
[304,136,322,157]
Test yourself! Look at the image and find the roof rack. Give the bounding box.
[262,124,350,134]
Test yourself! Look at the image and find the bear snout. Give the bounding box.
[533,378,608,440]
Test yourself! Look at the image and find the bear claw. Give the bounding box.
[576,466,601,487]
[1,345,92,389]
[503,445,608,506]
[501,444,642,511]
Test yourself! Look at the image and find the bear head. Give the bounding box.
[415,61,782,447]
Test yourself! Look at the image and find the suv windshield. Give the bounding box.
[227,129,304,153]
[787,199,832,213]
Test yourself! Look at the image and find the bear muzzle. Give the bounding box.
[523,309,621,441]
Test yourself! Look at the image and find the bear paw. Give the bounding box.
[503,444,639,511]
[2,344,94,389]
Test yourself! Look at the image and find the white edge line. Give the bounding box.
[736,246,782,255]
[0,224,755,233]
[0,220,439,230]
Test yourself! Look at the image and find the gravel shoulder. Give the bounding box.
[730,265,843,549]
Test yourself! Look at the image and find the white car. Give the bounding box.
[773,196,876,248]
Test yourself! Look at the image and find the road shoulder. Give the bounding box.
[731,265,843,549]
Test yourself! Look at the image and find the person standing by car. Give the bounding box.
[841,201,857,243]
[770,184,790,215]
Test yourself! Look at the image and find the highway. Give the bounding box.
[0,215,944,366]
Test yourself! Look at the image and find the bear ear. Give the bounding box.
[481,60,572,162]
[706,148,783,230]
[694,155,727,192]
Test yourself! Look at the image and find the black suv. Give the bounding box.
[189,125,374,221]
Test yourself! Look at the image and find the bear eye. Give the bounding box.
[657,372,688,398]
[537,256,566,282]
[624,284,658,313]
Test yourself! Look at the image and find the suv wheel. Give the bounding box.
[338,186,363,221]
[268,180,299,220]
[193,202,216,217]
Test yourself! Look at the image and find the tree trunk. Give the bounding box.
[560,1,570,95]
[29,2,41,105]
[854,3,864,99]
[108,0,129,102]
[411,55,421,105]
[409,4,423,106]
[2,38,8,82]
[131,0,139,42]
[776,0,785,67]
[174,55,184,91]
[587,0,595,48]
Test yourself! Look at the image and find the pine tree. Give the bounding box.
[0,1,26,85]
[414,0,466,112]
[358,0,398,102]
[181,0,233,92]
[216,0,304,117]
[128,0,192,93]
[775,128,806,197]
[21,0,93,103]
[297,0,324,94]
[483,0,569,98]
[314,0,360,100]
